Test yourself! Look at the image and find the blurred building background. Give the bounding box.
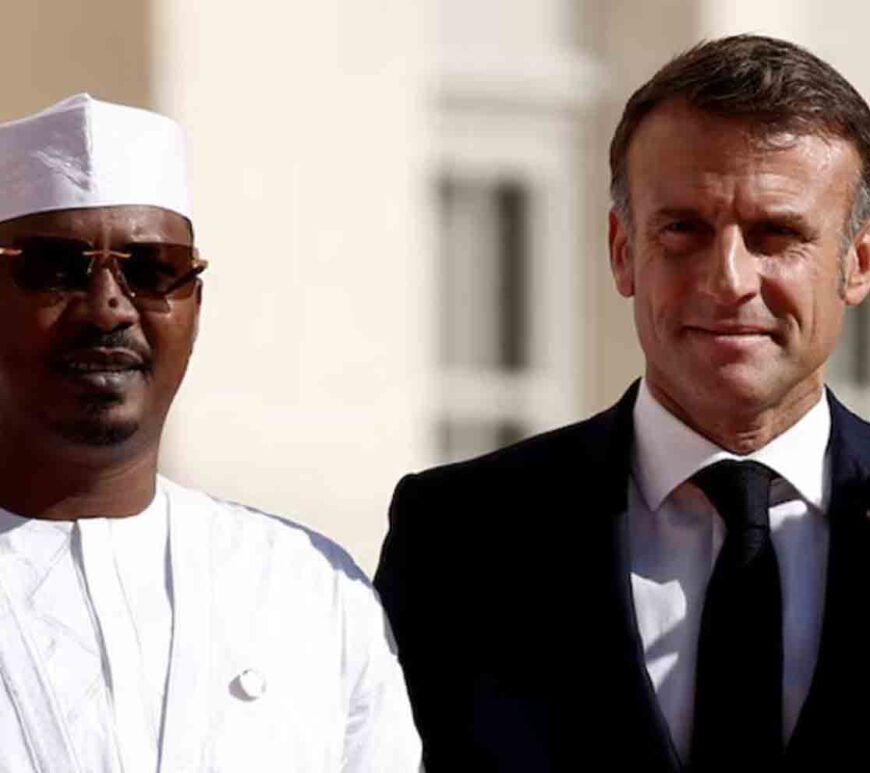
[2,0,870,572]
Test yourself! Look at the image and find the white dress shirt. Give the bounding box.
[629,380,830,762]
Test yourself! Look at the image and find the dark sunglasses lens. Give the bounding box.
[11,238,89,292]
[122,244,196,296]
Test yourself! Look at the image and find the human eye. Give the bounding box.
[761,221,800,237]
[747,220,809,254]
[657,217,710,254]
[663,219,700,233]
[11,237,88,292]
[122,244,190,294]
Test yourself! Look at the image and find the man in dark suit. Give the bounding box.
[375,34,870,772]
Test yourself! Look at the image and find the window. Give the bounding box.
[436,175,531,461]
[439,177,529,371]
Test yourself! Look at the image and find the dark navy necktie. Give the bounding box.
[689,460,783,772]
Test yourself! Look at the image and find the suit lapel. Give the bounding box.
[556,381,682,771]
[785,392,870,766]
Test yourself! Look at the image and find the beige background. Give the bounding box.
[2,1,870,573]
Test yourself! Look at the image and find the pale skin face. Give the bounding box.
[609,100,870,453]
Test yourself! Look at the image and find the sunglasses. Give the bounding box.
[0,236,207,309]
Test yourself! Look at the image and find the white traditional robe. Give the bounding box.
[0,477,421,772]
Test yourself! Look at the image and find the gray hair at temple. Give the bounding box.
[609,34,870,247]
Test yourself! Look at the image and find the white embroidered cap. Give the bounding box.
[0,93,191,224]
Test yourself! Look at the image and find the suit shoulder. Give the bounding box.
[401,398,627,494]
[827,389,870,476]
[829,390,870,441]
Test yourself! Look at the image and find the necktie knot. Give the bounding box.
[692,459,775,533]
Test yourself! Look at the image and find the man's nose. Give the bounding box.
[700,226,760,304]
[77,262,139,330]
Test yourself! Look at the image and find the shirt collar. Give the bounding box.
[632,378,830,511]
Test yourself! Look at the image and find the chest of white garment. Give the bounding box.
[0,502,351,772]
[196,530,351,772]
[0,495,170,773]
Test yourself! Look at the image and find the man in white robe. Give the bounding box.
[0,93,421,772]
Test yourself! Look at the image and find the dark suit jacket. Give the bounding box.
[374,382,870,772]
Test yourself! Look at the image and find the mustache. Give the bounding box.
[49,327,153,368]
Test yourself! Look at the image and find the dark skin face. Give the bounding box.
[0,205,200,518]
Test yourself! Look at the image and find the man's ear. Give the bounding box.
[843,222,870,307]
[609,208,634,298]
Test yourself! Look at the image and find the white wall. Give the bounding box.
[147,0,870,575]
[151,0,433,574]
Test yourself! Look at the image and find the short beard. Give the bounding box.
[50,395,139,447]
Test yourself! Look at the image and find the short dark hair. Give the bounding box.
[609,34,870,238]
